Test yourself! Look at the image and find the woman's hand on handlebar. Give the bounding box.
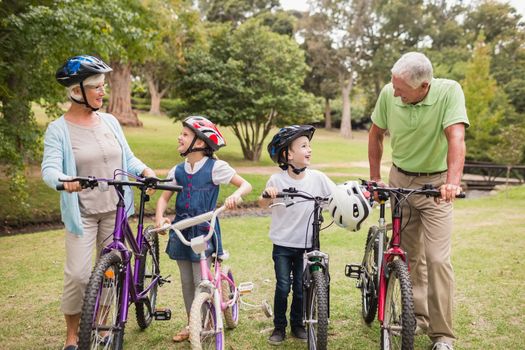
[63,181,82,193]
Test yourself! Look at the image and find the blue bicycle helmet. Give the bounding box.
[56,55,112,87]
[267,125,315,172]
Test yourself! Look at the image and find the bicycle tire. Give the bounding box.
[78,251,124,350]
[189,291,224,350]
[361,226,380,324]
[380,259,416,350]
[221,266,239,329]
[135,230,160,329]
[307,270,329,350]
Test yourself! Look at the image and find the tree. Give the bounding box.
[462,36,515,162]
[299,12,339,129]
[310,0,375,139]
[198,0,279,24]
[172,20,319,161]
[135,0,203,115]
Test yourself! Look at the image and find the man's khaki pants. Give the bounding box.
[389,167,455,345]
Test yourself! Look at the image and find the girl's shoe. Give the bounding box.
[172,327,190,342]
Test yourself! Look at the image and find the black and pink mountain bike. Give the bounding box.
[346,180,464,350]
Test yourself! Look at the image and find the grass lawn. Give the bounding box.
[0,186,523,349]
[1,109,391,228]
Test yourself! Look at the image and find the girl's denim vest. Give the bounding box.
[166,158,223,262]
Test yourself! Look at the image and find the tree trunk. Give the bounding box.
[146,75,164,115]
[324,97,332,129]
[340,77,353,139]
[107,61,142,126]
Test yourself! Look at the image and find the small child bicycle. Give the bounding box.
[149,206,240,350]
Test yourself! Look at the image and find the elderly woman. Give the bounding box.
[41,55,155,350]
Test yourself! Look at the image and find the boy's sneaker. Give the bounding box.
[432,342,453,350]
[291,326,307,342]
[268,328,286,345]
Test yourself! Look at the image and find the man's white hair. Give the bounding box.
[391,52,433,88]
[67,74,105,102]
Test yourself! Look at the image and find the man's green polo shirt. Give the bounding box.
[371,78,470,173]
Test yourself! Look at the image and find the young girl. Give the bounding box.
[155,116,252,342]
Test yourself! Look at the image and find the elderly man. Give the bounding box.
[368,52,469,350]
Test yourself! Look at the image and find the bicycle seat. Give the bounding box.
[212,250,229,261]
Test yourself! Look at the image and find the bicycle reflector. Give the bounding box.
[328,181,371,231]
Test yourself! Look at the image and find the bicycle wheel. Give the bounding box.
[361,226,380,324]
[221,266,239,329]
[78,251,124,350]
[135,230,159,329]
[189,291,224,350]
[306,270,328,350]
[380,259,416,350]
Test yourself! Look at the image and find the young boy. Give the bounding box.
[155,116,252,342]
[259,125,335,345]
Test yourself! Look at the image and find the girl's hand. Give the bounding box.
[155,217,171,235]
[225,194,242,209]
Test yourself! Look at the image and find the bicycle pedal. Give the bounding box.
[345,264,362,279]
[238,282,254,295]
[154,308,171,321]
[159,275,171,286]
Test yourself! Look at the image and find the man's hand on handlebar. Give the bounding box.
[438,183,463,203]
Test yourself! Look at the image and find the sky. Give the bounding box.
[279,0,525,17]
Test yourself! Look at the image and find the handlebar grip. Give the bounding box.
[262,192,271,198]
[457,192,466,198]
[56,184,65,191]
[155,184,183,192]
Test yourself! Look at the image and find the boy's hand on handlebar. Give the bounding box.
[155,217,171,235]
[262,187,279,199]
[64,181,82,193]
[225,194,242,209]
[438,183,462,203]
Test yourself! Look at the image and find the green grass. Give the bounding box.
[0,186,523,349]
[1,111,390,227]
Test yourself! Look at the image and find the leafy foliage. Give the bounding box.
[171,20,319,160]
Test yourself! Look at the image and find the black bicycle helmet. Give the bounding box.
[267,125,315,173]
[56,55,112,87]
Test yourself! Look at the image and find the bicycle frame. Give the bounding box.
[377,193,406,323]
[150,206,240,331]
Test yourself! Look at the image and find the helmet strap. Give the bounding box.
[77,81,100,112]
[180,136,208,157]
[283,149,306,174]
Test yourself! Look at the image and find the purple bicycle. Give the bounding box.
[58,171,181,350]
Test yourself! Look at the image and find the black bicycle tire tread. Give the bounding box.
[380,259,416,350]
[135,232,160,329]
[78,252,123,350]
[361,226,379,324]
[309,270,329,350]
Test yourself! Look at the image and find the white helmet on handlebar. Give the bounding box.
[328,181,371,231]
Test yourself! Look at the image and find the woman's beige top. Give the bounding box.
[67,119,123,214]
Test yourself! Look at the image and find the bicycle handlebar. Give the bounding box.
[361,180,466,200]
[148,206,226,246]
[261,187,329,202]
[56,176,182,193]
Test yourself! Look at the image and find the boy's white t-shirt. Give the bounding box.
[267,169,335,249]
[166,157,236,186]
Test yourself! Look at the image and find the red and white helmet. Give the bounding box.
[183,116,226,151]
[328,181,371,231]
